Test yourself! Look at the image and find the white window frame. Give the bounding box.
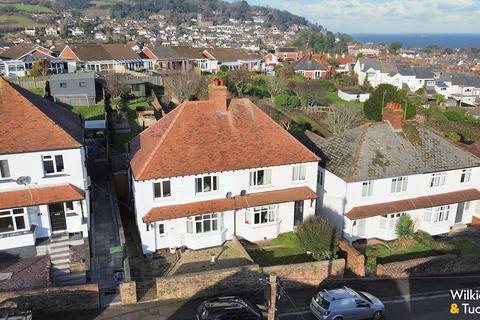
[195,175,219,193]
[64,201,75,213]
[186,214,219,234]
[0,208,27,234]
[433,205,450,222]
[42,154,65,175]
[292,164,306,182]
[0,159,11,179]
[460,169,471,184]
[158,223,165,236]
[429,172,446,187]
[245,205,276,225]
[391,176,408,193]
[153,180,171,199]
[249,169,272,187]
[361,181,374,197]
[379,213,406,230]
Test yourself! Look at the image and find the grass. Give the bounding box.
[71,105,105,121]
[28,87,44,96]
[111,97,151,152]
[325,91,364,109]
[448,239,480,255]
[244,232,316,267]
[0,14,39,28]
[0,3,52,13]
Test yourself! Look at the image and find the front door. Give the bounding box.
[455,202,465,224]
[294,200,304,226]
[48,203,67,232]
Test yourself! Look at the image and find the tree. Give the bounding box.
[326,106,363,134]
[105,75,130,111]
[265,76,287,100]
[389,41,402,54]
[363,84,404,121]
[274,93,290,108]
[163,72,204,103]
[295,216,339,260]
[29,59,49,77]
[395,215,414,240]
[226,69,249,97]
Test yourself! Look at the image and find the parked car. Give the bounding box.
[310,286,385,320]
[196,296,266,320]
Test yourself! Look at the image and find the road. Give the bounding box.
[39,275,480,319]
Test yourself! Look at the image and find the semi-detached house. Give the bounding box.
[0,79,90,257]
[128,79,319,253]
[305,102,480,243]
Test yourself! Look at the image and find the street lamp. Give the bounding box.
[381,90,390,118]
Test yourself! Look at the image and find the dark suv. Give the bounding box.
[196,296,265,320]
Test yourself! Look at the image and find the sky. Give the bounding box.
[243,0,480,34]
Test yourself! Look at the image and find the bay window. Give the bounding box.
[42,154,64,175]
[195,175,219,193]
[379,213,406,230]
[249,169,271,186]
[0,208,27,233]
[391,176,408,193]
[424,205,450,222]
[186,214,219,234]
[245,205,276,225]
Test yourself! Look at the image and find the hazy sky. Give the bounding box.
[244,0,480,34]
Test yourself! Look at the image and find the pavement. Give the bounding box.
[37,274,480,319]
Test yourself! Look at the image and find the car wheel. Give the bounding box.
[372,310,383,320]
[333,317,343,320]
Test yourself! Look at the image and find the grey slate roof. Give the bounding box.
[305,122,480,182]
[413,67,434,79]
[379,61,398,75]
[359,58,380,72]
[148,46,186,60]
[293,57,326,71]
[396,64,415,76]
[451,73,480,87]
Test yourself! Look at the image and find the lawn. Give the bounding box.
[0,15,39,28]
[448,239,480,255]
[325,91,364,109]
[28,87,44,96]
[0,3,52,13]
[244,232,316,267]
[111,97,151,152]
[71,105,105,121]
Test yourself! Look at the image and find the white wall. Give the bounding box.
[0,147,90,244]
[133,161,318,253]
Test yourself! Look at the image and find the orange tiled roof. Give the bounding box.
[143,186,318,222]
[0,79,83,155]
[129,98,319,181]
[0,184,85,210]
[346,189,480,220]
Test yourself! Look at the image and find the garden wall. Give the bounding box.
[0,284,99,312]
[339,240,365,277]
[156,259,345,301]
[376,254,480,278]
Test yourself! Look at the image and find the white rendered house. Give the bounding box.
[305,103,480,243]
[128,80,319,253]
[0,79,90,257]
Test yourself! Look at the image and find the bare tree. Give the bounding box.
[226,69,249,97]
[163,72,203,103]
[105,74,130,111]
[279,117,292,131]
[265,76,287,100]
[326,105,363,134]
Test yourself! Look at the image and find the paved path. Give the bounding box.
[90,160,122,306]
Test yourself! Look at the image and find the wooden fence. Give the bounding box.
[8,76,47,90]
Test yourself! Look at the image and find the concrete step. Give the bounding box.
[50,251,70,261]
[51,256,70,265]
[53,272,86,286]
[51,262,70,271]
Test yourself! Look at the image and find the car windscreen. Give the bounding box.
[356,291,373,304]
[314,292,331,310]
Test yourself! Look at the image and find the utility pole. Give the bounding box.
[268,274,277,320]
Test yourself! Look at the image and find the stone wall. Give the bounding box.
[0,284,99,312]
[120,281,137,305]
[377,254,480,278]
[339,240,365,277]
[156,259,345,301]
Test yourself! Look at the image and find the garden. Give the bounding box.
[243,216,339,267]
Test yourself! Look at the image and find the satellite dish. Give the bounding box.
[226,192,233,199]
[240,190,247,197]
[16,176,31,185]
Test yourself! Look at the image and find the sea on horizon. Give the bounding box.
[351,33,480,49]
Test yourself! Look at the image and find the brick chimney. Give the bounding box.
[209,78,227,112]
[383,102,404,131]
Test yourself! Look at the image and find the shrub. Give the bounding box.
[446,132,461,142]
[444,108,466,122]
[135,106,146,112]
[295,216,339,260]
[395,215,414,239]
[405,103,416,119]
[274,93,290,107]
[288,95,301,108]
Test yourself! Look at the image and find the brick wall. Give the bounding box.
[377,254,480,278]
[339,240,365,277]
[120,281,137,305]
[156,259,345,301]
[0,284,99,312]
